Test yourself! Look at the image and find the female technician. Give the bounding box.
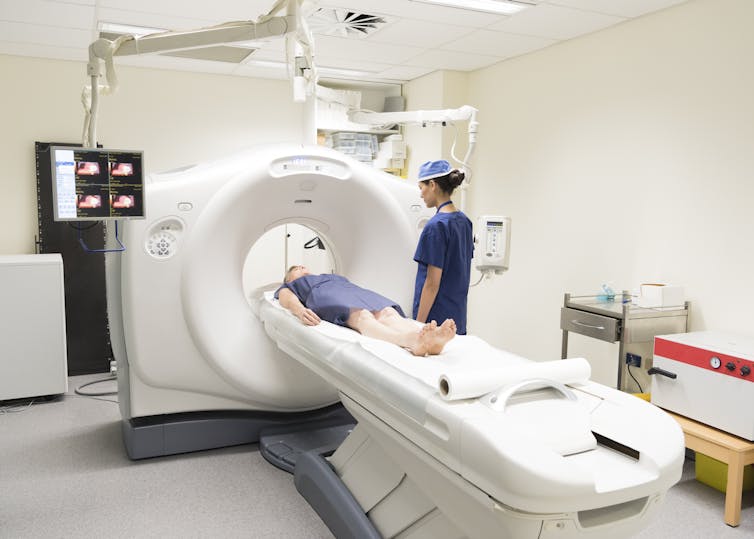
[413,160,474,335]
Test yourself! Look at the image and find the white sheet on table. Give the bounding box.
[264,292,573,401]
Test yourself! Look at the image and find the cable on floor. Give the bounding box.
[67,394,118,404]
[75,375,118,397]
[0,399,36,414]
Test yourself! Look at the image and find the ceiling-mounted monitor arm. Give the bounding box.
[348,105,479,172]
[82,0,314,148]
[349,105,479,208]
[348,105,478,129]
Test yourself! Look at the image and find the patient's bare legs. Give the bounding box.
[346,307,456,356]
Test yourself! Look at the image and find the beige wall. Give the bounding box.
[455,0,754,382]
[0,54,303,254]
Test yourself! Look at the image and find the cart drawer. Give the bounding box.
[560,308,620,342]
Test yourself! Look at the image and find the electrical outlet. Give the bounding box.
[625,353,642,367]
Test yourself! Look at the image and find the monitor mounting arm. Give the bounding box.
[349,105,478,172]
[82,0,315,147]
[349,105,479,206]
[348,105,478,130]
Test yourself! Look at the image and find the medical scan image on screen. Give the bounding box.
[51,147,145,221]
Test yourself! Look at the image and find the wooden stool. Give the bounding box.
[665,411,754,527]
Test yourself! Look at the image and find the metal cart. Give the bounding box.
[560,291,689,392]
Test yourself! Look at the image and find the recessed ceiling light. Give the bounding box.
[98,22,166,38]
[318,66,376,78]
[409,0,531,15]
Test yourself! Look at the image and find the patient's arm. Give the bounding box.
[278,288,321,326]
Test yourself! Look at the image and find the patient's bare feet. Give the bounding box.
[427,319,456,355]
[406,320,437,356]
[409,319,455,356]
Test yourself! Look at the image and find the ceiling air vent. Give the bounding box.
[308,8,388,38]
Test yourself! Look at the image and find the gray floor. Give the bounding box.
[1,374,752,539]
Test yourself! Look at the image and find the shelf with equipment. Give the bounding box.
[315,82,406,175]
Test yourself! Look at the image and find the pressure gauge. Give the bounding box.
[709,356,721,369]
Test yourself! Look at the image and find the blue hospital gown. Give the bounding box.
[275,274,405,327]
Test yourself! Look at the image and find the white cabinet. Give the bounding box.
[0,254,68,400]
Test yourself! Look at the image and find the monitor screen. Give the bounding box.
[50,146,145,221]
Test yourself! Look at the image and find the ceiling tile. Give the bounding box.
[442,29,556,59]
[97,0,275,24]
[318,0,509,28]
[1,0,694,85]
[545,0,688,18]
[364,18,474,49]
[1,0,94,30]
[314,35,425,65]
[488,3,625,40]
[404,49,503,72]
[372,64,436,82]
[315,57,394,74]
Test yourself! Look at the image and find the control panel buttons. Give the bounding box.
[741,366,751,377]
[146,230,177,258]
[144,217,184,259]
[725,362,736,371]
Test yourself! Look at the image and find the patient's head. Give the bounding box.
[284,265,311,283]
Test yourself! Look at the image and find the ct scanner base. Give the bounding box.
[295,450,382,539]
[121,403,352,460]
[260,419,355,473]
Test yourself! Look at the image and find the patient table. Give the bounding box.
[257,293,684,539]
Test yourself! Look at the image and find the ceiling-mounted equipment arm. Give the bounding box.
[81,0,313,148]
[348,105,478,129]
[109,17,296,57]
[348,106,478,176]
[349,105,479,208]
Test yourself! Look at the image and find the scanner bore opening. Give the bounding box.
[242,223,337,299]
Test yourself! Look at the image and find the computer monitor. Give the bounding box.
[50,146,145,221]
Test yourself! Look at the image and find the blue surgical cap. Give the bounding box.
[418,160,451,181]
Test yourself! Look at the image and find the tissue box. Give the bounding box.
[378,140,406,159]
[637,284,684,308]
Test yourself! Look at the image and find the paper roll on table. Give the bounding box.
[438,358,591,401]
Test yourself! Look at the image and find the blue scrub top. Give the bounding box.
[275,274,404,327]
[413,211,473,334]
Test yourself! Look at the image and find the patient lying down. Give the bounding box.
[275,265,455,356]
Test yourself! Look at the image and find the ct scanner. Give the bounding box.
[107,143,685,539]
